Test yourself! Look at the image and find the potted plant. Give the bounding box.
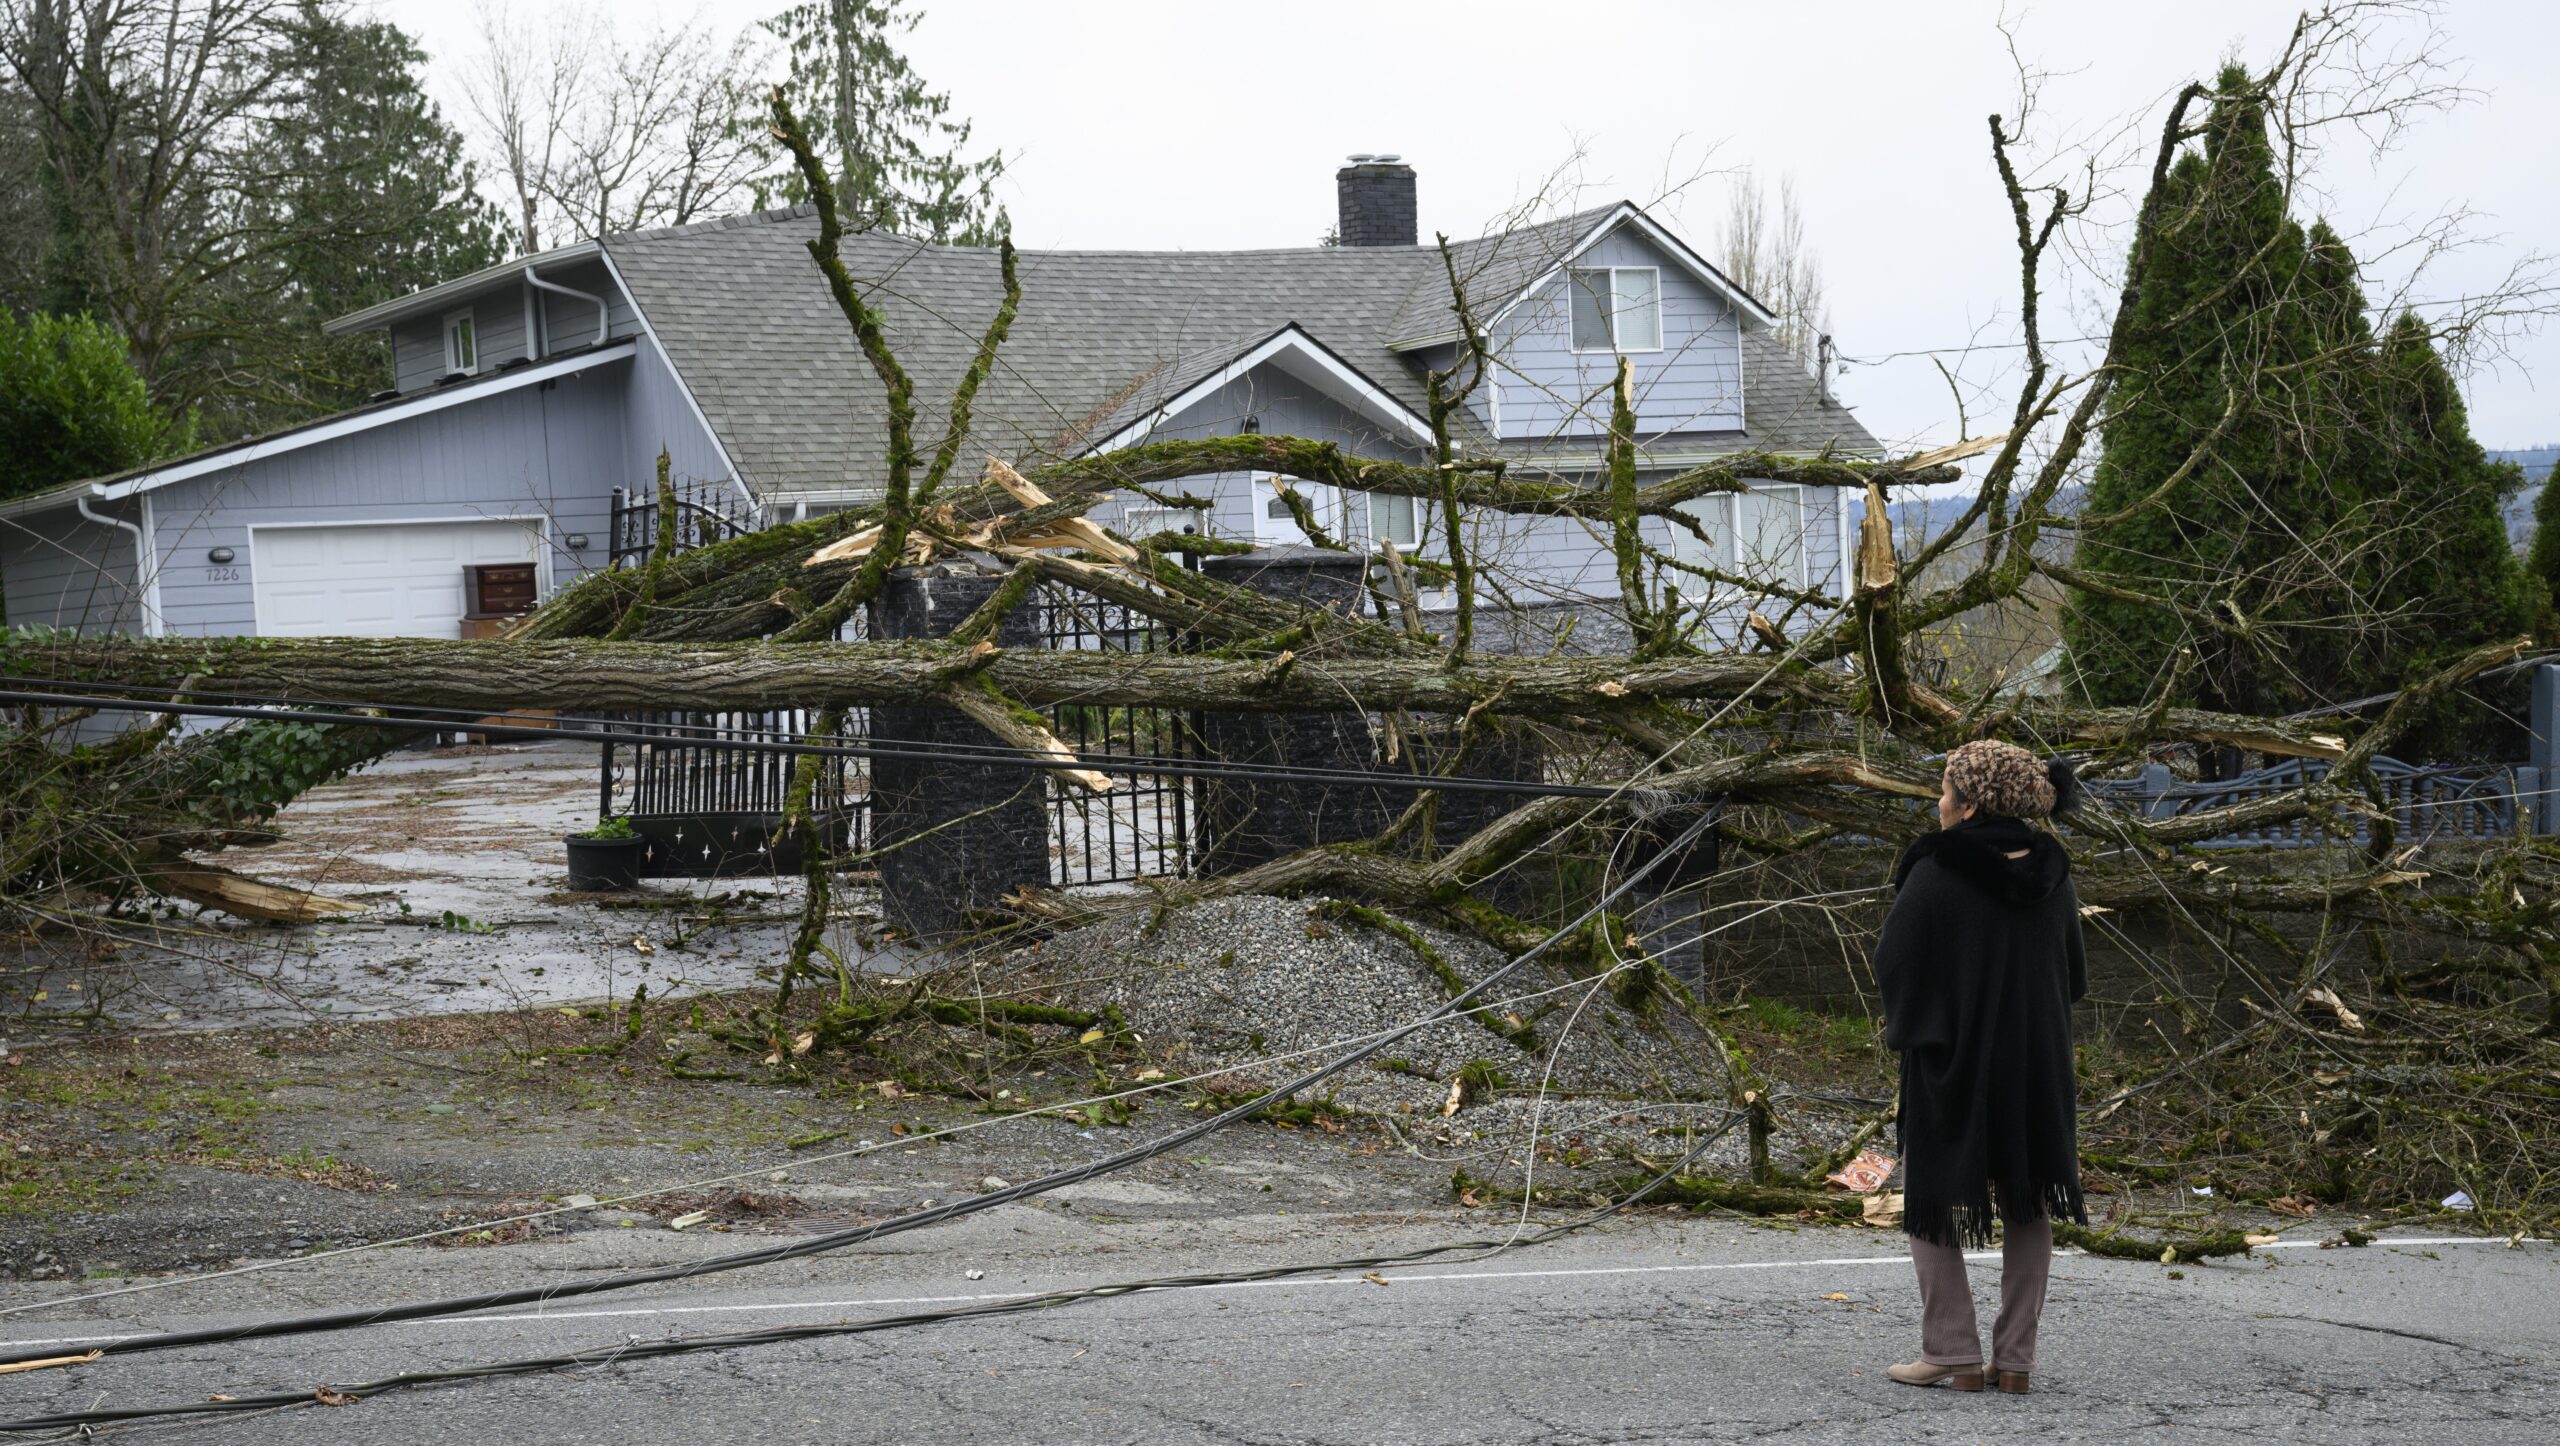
[565,815,647,891]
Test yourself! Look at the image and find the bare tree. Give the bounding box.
[0,0,297,399]
[457,2,765,252]
[1717,170,1827,371]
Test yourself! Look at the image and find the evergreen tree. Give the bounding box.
[2526,471,2560,633]
[2065,65,2325,719]
[2359,311,2533,753]
[0,310,194,501]
[231,2,506,427]
[756,0,1006,244]
[2066,64,2529,753]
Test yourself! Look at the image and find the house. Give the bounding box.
[0,158,1879,650]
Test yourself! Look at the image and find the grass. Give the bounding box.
[1735,995,1880,1056]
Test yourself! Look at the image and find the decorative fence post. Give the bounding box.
[869,564,1051,935]
[2531,664,2560,836]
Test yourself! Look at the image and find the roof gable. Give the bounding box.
[1392,203,1775,350]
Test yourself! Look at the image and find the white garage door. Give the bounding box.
[252,520,543,638]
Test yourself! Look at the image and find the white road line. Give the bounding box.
[1,1235,2541,1353]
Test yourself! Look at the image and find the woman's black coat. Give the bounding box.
[1876,814,2089,1248]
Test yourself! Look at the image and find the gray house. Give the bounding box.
[1,159,1877,647]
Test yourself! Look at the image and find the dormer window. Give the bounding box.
[443,309,478,376]
[1568,266,1662,353]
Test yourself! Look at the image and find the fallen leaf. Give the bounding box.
[1822,1292,1853,1302]
[1133,1067,1165,1081]
[314,1386,359,1407]
[789,1031,816,1057]
[1078,1028,1105,1045]
[207,1394,236,1402]
[2268,1195,2318,1218]
[873,1080,903,1099]
[1363,1272,1391,1287]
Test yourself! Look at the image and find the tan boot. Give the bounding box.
[1886,1360,1984,1390]
[1996,1370,2030,1394]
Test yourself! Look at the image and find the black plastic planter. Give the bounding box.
[564,835,648,891]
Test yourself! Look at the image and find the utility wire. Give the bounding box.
[0,686,1643,803]
[0,811,1717,1371]
[0,1113,1745,1435]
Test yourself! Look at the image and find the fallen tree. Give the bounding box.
[5,12,2556,1235]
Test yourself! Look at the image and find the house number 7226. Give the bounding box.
[205,566,242,583]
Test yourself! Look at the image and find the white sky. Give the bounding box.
[373,0,2560,457]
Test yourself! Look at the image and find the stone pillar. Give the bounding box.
[868,565,1050,936]
[1193,548,1383,874]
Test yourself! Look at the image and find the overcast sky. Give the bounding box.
[374,0,2559,459]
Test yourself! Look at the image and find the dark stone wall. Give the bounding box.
[1191,548,1544,875]
[1335,161,1417,248]
[868,566,1051,936]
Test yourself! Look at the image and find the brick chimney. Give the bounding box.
[1335,154,1416,247]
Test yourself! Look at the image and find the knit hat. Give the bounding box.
[1943,740,2078,820]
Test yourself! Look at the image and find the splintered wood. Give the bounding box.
[803,458,1139,569]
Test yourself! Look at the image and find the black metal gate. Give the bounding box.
[607,477,757,566]
[1033,583,1196,885]
[593,577,1197,885]
[599,708,872,877]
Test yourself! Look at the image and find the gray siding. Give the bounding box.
[1081,362,1432,545]
[146,354,637,636]
[1,505,145,633]
[1489,228,1745,441]
[535,258,641,353]
[391,290,525,393]
[389,260,643,393]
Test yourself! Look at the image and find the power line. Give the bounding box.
[1838,284,2560,367]
[0,1110,1747,1435]
[0,685,1643,804]
[0,810,1718,1375]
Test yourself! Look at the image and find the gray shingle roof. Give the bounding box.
[602,202,1876,502]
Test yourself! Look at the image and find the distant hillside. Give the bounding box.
[2493,444,2559,550]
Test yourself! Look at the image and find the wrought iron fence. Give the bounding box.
[593,572,1199,884]
[599,709,872,877]
[1032,583,1197,885]
[608,477,760,569]
[2084,757,2523,847]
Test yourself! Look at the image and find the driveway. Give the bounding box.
[6,740,832,1040]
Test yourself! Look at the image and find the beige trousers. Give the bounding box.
[1908,1216,2051,1373]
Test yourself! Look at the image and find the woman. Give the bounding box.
[1876,739,2087,1395]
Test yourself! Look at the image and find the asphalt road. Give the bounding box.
[3,1216,2551,1444]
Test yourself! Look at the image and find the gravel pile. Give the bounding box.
[1014,894,1731,1120]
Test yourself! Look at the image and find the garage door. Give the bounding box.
[252,520,543,638]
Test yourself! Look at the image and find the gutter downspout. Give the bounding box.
[524,265,608,349]
[77,493,163,637]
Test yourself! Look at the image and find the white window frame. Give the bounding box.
[1368,490,1420,548]
[1565,265,1664,356]
[442,308,479,376]
[1721,483,1809,590]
